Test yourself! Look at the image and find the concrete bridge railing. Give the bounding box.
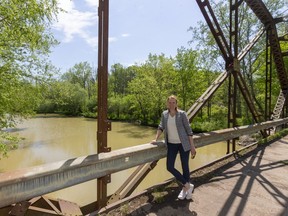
[1,118,288,208]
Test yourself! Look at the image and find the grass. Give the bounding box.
[119,203,129,215]
[151,187,167,204]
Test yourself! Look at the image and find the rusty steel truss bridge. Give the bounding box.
[0,0,287,215]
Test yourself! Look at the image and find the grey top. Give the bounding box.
[158,109,193,152]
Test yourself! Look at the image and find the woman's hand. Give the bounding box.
[191,146,196,159]
[150,139,158,144]
[151,130,162,144]
[189,136,196,159]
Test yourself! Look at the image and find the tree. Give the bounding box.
[109,63,136,96]
[61,62,96,99]
[108,64,136,120]
[0,0,60,158]
[174,47,199,110]
[128,54,175,124]
[46,81,88,115]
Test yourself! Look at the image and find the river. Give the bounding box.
[0,114,231,206]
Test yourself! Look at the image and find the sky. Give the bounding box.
[49,0,204,73]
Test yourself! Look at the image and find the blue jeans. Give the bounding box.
[166,143,190,185]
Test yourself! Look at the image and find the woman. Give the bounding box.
[151,95,196,200]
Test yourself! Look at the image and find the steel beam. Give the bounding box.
[97,0,111,208]
[245,0,288,90]
[195,0,233,63]
[186,27,265,122]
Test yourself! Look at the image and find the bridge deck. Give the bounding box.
[102,136,288,216]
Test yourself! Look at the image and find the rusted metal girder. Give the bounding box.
[97,0,111,209]
[265,29,273,121]
[242,1,288,121]
[245,0,288,90]
[186,27,265,122]
[244,0,288,123]
[195,0,233,64]
[1,196,83,216]
[107,161,158,205]
[227,0,241,153]
[192,0,263,127]
[187,70,230,121]
[192,0,270,152]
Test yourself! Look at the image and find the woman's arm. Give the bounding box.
[181,111,193,136]
[151,112,165,144]
[151,129,163,144]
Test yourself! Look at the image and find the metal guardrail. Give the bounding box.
[1,118,288,208]
[194,118,288,147]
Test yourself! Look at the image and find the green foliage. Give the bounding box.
[119,203,130,215]
[0,74,40,128]
[0,0,60,60]
[192,119,222,132]
[109,63,136,96]
[193,109,227,132]
[128,73,157,125]
[108,95,134,120]
[87,98,97,112]
[0,131,21,159]
[37,99,57,114]
[0,0,60,157]
[174,47,200,110]
[50,81,88,115]
[61,62,96,99]
[152,187,166,203]
[258,128,288,145]
[126,54,176,125]
[38,61,99,116]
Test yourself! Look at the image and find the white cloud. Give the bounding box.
[121,33,130,37]
[84,0,99,7]
[109,37,118,43]
[53,0,98,48]
[52,0,124,50]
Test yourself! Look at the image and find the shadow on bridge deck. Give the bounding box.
[99,136,288,216]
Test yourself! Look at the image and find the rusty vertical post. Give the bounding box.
[227,0,240,153]
[265,29,273,135]
[265,29,272,121]
[227,73,232,154]
[97,0,111,209]
[232,0,240,152]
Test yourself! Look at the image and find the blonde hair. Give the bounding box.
[167,95,178,111]
[167,95,178,103]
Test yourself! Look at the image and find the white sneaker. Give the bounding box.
[178,188,187,200]
[186,184,194,200]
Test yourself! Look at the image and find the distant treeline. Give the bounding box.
[37,45,280,133]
